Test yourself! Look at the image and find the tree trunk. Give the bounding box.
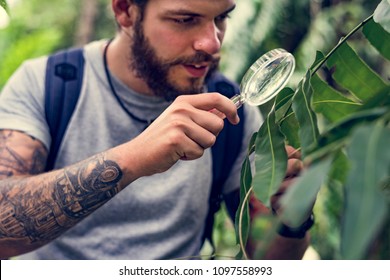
[74,0,99,46]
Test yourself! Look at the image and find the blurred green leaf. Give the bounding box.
[0,0,8,14]
[280,157,333,227]
[0,30,61,88]
[341,122,390,259]
[312,107,388,155]
[374,0,390,33]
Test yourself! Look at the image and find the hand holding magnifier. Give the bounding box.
[212,48,295,118]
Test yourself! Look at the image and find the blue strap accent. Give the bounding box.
[44,47,85,171]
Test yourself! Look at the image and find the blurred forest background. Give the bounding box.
[0,0,387,259]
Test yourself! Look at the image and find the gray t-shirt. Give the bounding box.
[0,40,262,259]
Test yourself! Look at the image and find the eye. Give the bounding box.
[215,13,230,23]
[215,13,230,29]
[172,17,197,25]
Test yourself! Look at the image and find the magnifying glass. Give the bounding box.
[232,48,295,109]
[210,48,295,119]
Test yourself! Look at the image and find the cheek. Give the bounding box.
[147,28,190,59]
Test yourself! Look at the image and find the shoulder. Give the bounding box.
[13,56,48,82]
[1,55,48,100]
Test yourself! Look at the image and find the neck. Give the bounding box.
[104,35,154,96]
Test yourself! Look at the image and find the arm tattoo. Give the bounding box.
[0,153,123,245]
[0,130,46,177]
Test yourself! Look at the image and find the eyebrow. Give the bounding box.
[163,4,237,18]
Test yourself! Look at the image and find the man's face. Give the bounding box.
[129,0,236,100]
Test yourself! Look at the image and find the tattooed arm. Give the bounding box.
[0,130,130,259]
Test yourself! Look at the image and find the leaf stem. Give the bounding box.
[311,14,374,75]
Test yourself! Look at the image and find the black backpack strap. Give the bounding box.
[203,72,246,251]
[44,47,85,171]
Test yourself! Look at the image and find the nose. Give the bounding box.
[193,22,222,55]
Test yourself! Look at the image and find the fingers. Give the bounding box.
[132,93,240,175]
[286,145,301,159]
[164,92,240,150]
[176,93,240,125]
[285,145,303,177]
[286,158,303,178]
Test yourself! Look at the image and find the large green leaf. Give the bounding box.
[312,74,362,123]
[363,18,390,60]
[253,111,287,207]
[341,122,390,259]
[279,157,333,227]
[374,0,390,33]
[292,70,320,158]
[327,42,388,102]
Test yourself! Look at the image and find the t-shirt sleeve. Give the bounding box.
[222,104,263,195]
[0,56,51,150]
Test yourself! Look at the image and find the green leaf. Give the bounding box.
[275,88,301,147]
[292,70,320,158]
[275,87,294,113]
[312,74,361,123]
[235,132,257,257]
[310,107,388,155]
[280,157,333,227]
[359,86,390,111]
[341,122,390,259]
[253,111,287,207]
[363,18,390,61]
[279,110,300,149]
[328,150,350,185]
[310,51,326,73]
[327,42,388,102]
[235,156,252,256]
[374,0,390,34]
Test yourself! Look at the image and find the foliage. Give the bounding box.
[235,0,390,260]
[1,0,8,14]
[0,0,115,88]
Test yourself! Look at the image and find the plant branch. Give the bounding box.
[311,14,374,75]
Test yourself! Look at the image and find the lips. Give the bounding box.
[183,64,209,78]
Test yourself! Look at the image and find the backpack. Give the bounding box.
[44,47,245,253]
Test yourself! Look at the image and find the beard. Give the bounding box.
[129,18,220,101]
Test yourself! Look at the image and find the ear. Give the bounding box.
[112,0,137,27]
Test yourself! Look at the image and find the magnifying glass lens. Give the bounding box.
[238,48,295,107]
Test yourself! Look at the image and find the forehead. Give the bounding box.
[145,0,236,17]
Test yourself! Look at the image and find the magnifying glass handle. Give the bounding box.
[231,94,245,109]
[210,94,245,119]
